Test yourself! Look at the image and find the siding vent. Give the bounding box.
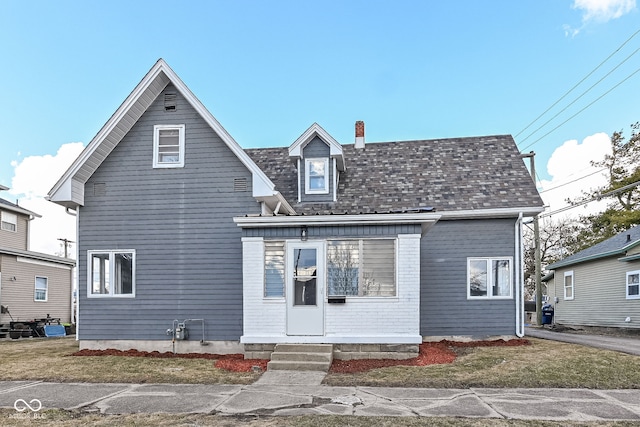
[233,178,248,192]
[93,182,106,196]
[164,93,177,111]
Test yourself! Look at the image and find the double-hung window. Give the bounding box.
[153,124,185,168]
[88,250,135,297]
[34,276,48,302]
[305,158,329,194]
[467,258,512,299]
[627,270,640,299]
[1,211,17,232]
[264,241,285,297]
[327,239,396,297]
[564,271,574,300]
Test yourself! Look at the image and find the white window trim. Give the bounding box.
[87,250,136,298]
[264,240,286,299]
[305,158,329,194]
[1,211,17,232]
[467,257,514,300]
[327,237,398,298]
[626,270,640,300]
[34,276,48,302]
[564,270,574,301]
[153,124,185,168]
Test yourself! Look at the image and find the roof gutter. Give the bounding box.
[234,212,441,227]
[438,206,544,220]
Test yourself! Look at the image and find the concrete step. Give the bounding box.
[273,343,333,354]
[267,360,331,371]
[270,352,332,363]
[267,343,334,372]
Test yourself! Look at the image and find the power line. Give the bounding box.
[515,27,640,140]
[519,45,640,145]
[540,179,640,218]
[520,65,640,151]
[538,168,607,193]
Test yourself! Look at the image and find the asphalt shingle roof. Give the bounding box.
[547,225,640,269]
[246,135,543,215]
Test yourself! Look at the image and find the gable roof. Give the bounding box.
[246,134,544,216]
[0,246,75,267]
[288,123,346,171]
[47,59,292,213]
[0,197,41,218]
[547,225,640,269]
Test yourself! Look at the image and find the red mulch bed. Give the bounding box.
[329,339,530,373]
[71,339,529,374]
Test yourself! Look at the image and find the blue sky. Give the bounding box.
[0,0,638,254]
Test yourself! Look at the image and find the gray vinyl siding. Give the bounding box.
[550,258,640,329]
[77,84,261,341]
[243,224,422,239]
[300,137,333,203]
[0,254,72,324]
[0,212,29,250]
[421,218,518,337]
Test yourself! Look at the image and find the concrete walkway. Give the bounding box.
[525,327,640,356]
[2,377,640,421]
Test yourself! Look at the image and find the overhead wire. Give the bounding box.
[520,65,640,152]
[518,45,640,146]
[515,27,640,142]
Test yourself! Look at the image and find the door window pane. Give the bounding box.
[293,248,317,306]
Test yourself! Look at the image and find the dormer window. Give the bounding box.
[153,124,185,168]
[305,158,329,194]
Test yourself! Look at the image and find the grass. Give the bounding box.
[0,337,259,385]
[1,336,639,389]
[0,410,639,427]
[324,338,640,389]
[1,337,640,426]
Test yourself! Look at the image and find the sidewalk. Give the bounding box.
[2,375,640,421]
[525,326,640,356]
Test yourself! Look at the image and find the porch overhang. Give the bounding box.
[233,212,442,235]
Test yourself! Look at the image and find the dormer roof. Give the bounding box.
[287,123,345,171]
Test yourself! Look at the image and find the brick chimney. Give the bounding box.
[355,121,365,149]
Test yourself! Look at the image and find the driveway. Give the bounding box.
[525,327,640,356]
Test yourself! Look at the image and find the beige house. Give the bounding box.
[0,186,75,332]
[546,225,640,330]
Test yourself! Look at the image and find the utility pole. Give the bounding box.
[520,151,542,325]
[57,238,74,258]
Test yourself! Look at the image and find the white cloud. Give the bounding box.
[538,132,612,219]
[566,0,636,36]
[573,0,636,22]
[7,143,84,256]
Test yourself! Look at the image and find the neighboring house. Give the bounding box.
[546,226,640,330]
[0,185,75,329]
[47,59,543,356]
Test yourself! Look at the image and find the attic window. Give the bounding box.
[164,93,177,111]
[305,158,329,194]
[233,178,248,192]
[153,124,185,168]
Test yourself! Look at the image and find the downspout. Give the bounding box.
[65,207,79,339]
[515,213,524,337]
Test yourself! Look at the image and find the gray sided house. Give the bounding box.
[0,187,75,331]
[48,59,543,355]
[546,225,640,330]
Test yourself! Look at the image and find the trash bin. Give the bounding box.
[541,304,554,325]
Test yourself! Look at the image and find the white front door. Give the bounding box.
[286,241,324,336]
